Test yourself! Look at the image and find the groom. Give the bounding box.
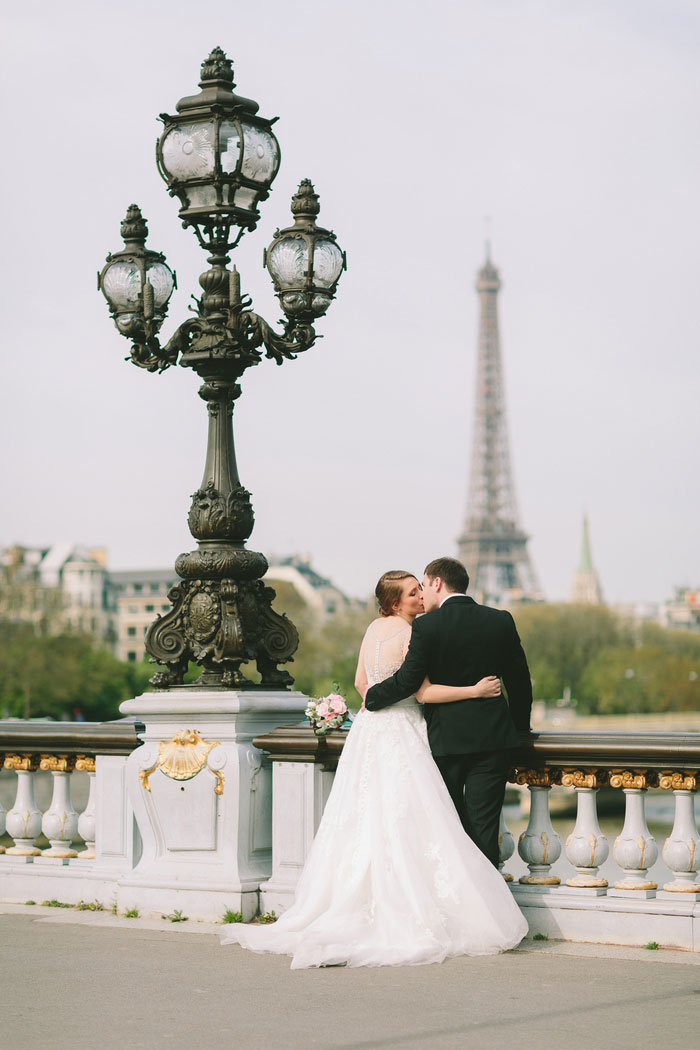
[365,556,532,868]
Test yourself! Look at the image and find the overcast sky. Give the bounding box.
[2,0,699,604]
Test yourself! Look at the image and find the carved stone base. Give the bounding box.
[117,688,309,921]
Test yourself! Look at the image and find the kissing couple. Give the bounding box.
[222,556,532,968]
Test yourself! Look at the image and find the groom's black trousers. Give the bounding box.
[434,750,509,869]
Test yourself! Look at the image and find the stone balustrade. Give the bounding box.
[2,716,699,950]
[0,720,142,905]
[253,725,700,951]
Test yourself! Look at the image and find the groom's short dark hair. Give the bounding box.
[424,557,469,594]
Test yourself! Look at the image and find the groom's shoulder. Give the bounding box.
[461,600,514,627]
[414,608,441,632]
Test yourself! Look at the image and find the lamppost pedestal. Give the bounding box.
[118,689,307,919]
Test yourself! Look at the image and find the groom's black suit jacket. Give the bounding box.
[364,596,532,757]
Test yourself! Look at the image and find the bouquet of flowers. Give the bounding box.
[305,691,350,736]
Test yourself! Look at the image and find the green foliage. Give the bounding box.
[41,899,72,908]
[0,621,152,720]
[222,909,243,924]
[515,604,630,705]
[533,932,549,941]
[162,909,188,922]
[124,907,140,918]
[513,604,700,715]
[643,941,660,950]
[254,910,277,924]
[76,900,105,911]
[271,589,371,708]
[24,901,36,906]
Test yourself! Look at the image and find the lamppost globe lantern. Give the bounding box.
[156,47,281,254]
[264,180,346,322]
[98,49,346,688]
[98,204,175,343]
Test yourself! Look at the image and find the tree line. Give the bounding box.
[0,595,697,721]
[286,598,700,715]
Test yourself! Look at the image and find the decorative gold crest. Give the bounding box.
[139,729,224,795]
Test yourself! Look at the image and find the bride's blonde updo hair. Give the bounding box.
[375,570,416,617]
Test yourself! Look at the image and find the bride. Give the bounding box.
[221,569,528,968]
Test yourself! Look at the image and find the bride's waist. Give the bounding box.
[369,694,420,711]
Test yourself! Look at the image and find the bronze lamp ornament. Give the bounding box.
[98,48,345,690]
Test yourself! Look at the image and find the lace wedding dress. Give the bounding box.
[221,620,528,968]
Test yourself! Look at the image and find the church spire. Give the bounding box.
[570,513,604,604]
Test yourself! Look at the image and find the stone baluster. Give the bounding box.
[3,754,42,857]
[75,756,97,860]
[656,772,700,900]
[609,770,658,898]
[39,755,79,860]
[516,770,562,885]
[561,770,609,893]
[498,807,515,882]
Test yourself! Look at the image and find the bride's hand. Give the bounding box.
[475,676,501,698]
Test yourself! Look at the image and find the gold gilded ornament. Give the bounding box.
[561,769,607,789]
[139,729,223,795]
[609,769,655,790]
[39,754,76,773]
[4,753,41,772]
[514,768,561,788]
[658,771,697,792]
[75,755,96,772]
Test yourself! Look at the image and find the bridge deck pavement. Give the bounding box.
[1,904,699,1050]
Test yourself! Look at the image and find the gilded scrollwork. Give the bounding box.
[609,769,657,790]
[560,769,608,789]
[75,755,96,772]
[39,754,77,773]
[513,769,561,788]
[4,753,41,772]
[139,729,224,795]
[658,771,697,792]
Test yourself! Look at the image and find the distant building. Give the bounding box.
[110,569,179,663]
[0,543,116,643]
[615,589,700,635]
[662,587,700,632]
[264,554,352,619]
[1,543,357,660]
[570,514,604,605]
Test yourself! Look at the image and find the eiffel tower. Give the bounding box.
[457,247,541,605]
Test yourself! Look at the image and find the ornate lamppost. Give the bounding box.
[99,47,345,692]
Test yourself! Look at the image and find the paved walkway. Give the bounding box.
[2,904,699,1050]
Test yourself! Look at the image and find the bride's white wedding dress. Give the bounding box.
[221,620,528,968]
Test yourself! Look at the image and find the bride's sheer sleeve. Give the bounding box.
[354,624,373,703]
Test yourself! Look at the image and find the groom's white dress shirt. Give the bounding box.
[439,593,464,607]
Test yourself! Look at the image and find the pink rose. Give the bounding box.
[316,700,330,718]
[329,698,346,715]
